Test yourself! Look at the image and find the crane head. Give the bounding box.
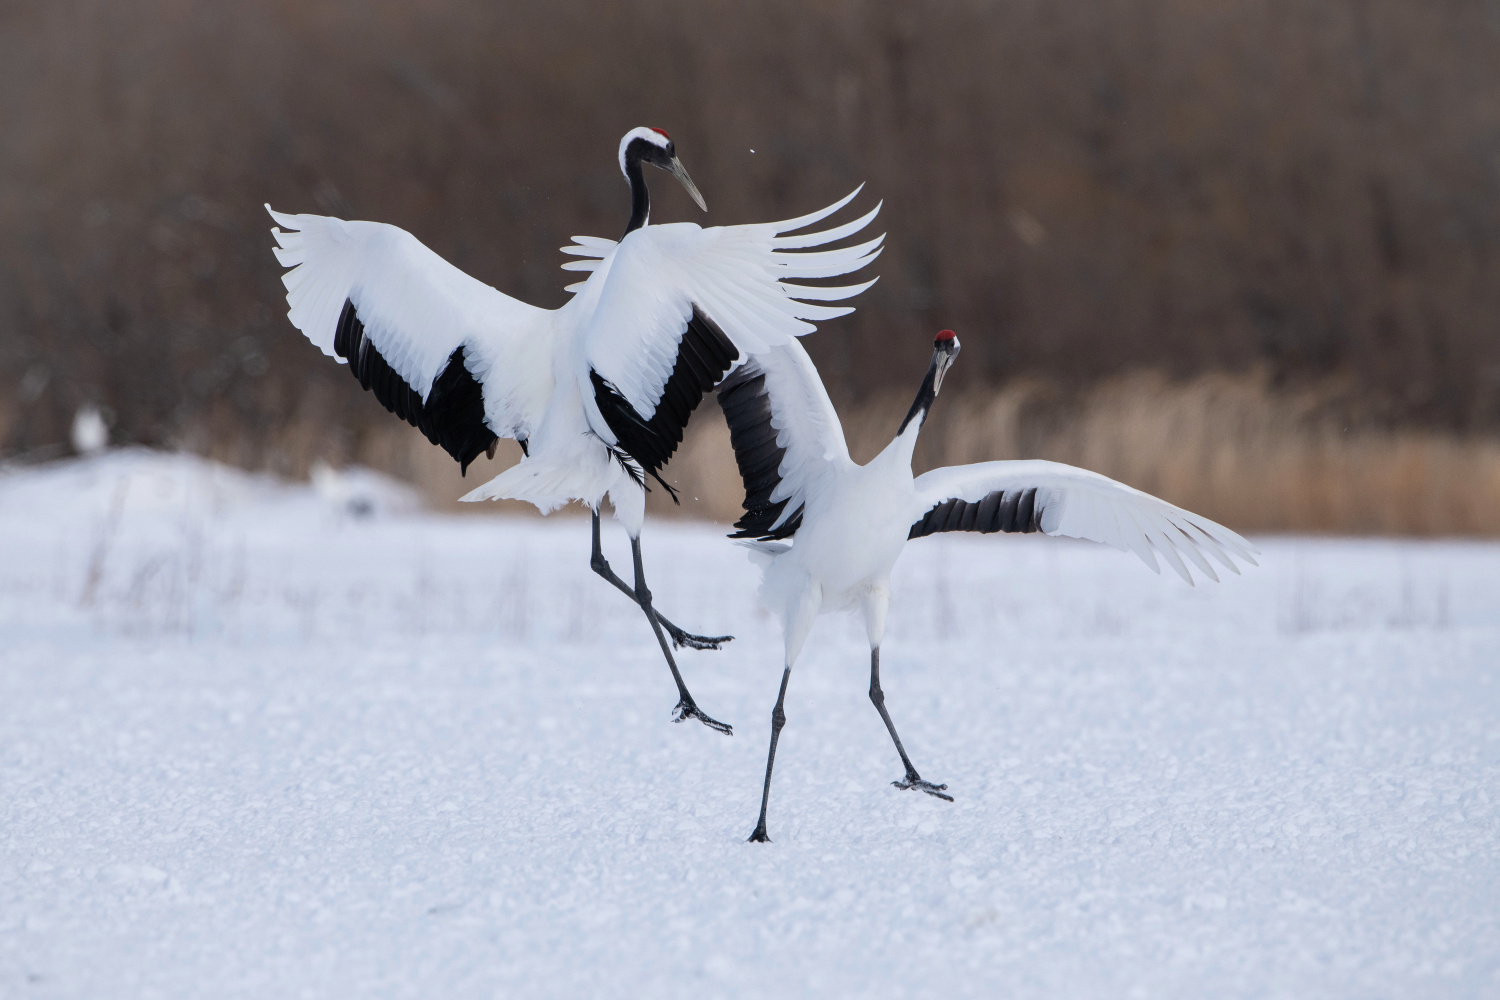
[618,127,707,211]
[932,329,960,393]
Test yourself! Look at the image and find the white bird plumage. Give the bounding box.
[266,128,882,734]
[719,332,1257,841]
[266,184,881,505]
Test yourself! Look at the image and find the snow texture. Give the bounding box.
[2,450,1497,998]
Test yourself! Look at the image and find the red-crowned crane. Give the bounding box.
[267,127,881,735]
[718,330,1257,841]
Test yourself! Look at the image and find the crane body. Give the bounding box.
[721,331,1257,841]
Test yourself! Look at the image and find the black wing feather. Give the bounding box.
[335,299,499,475]
[910,487,1043,539]
[716,360,805,541]
[589,305,738,502]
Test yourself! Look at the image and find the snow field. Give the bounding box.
[1,450,1498,998]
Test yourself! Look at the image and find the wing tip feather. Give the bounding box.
[265,204,302,230]
[772,183,866,236]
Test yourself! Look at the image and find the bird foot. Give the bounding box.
[665,624,734,651]
[672,699,733,735]
[893,776,954,801]
[747,824,771,843]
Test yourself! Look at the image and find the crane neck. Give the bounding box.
[890,355,941,468]
[623,155,650,237]
[897,359,939,437]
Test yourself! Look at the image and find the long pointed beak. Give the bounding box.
[669,156,707,212]
[933,342,960,394]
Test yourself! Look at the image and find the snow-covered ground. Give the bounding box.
[2,450,1497,999]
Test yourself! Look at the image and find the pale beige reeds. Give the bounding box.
[910,370,1500,536]
[657,368,1500,536]
[220,368,1500,536]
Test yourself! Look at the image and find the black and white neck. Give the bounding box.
[896,330,961,442]
[617,126,707,238]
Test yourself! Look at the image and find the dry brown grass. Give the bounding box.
[183,367,1500,536]
[921,370,1500,535]
[655,369,1500,536]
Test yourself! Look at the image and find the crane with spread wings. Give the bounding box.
[268,127,882,736]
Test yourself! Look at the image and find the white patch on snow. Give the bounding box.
[70,405,109,455]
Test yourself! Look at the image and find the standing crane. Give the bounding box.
[719,330,1257,841]
[268,127,882,735]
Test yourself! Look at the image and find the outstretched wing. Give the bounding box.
[910,460,1258,585]
[718,338,851,540]
[267,207,555,473]
[574,189,881,494]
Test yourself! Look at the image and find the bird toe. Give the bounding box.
[672,700,733,735]
[668,627,734,650]
[893,777,954,802]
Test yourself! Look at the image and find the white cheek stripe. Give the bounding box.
[618,127,673,175]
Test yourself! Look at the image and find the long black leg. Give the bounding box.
[625,531,732,735]
[748,665,793,842]
[588,512,731,650]
[869,647,953,801]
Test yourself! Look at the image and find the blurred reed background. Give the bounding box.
[2,0,1499,533]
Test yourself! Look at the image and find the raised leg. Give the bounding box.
[748,665,793,842]
[588,511,731,650]
[869,647,953,801]
[616,524,731,735]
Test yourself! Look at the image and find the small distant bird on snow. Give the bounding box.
[720,330,1257,842]
[267,128,882,734]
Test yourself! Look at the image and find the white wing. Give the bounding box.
[718,338,852,539]
[575,189,881,490]
[267,206,554,472]
[910,460,1258,585]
